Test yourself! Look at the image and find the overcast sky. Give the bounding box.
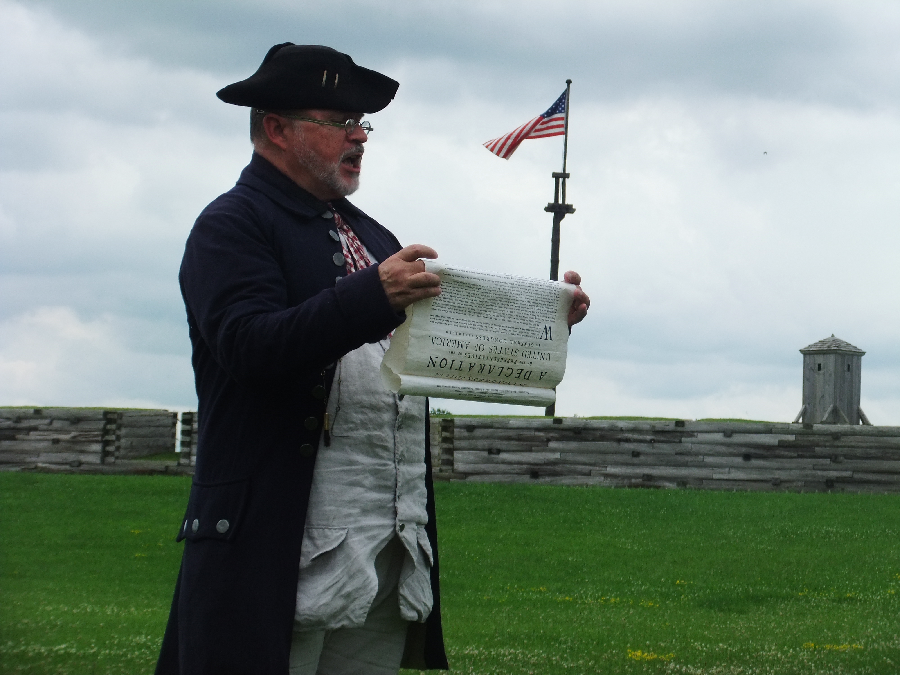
[1,0,898,422]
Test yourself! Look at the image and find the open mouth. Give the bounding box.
[341,147,364,171]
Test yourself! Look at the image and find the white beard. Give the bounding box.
[291,125,361,198]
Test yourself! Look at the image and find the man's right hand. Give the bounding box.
[378,245,441,312]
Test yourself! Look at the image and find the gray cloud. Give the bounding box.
[26,0,900,111]
[1,0,898,421]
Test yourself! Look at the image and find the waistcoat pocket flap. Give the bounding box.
[299,527,350,567]
[416,526,434,567]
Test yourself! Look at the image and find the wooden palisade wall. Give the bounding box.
[178,411,198,466]
[436,417,900,493]
[0,408,110,467]
[7,410,900,493]
[0,408,177,467]
[116,410,178,459]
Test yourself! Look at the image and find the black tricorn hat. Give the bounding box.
[217,44,399,113]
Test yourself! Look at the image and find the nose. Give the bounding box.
[347,122,368,143]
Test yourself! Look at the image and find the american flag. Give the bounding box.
[483,90,568,160]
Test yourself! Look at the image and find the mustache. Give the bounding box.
[341,145,365,160]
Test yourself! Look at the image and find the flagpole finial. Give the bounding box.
[566,78,572,84]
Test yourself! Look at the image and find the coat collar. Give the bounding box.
[236,153,389,260]
[238,153,362,222]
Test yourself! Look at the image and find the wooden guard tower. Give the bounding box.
[794,335,871,425]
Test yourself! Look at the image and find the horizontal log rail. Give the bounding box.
[6,410,900,493]
[1,408,180,467]
[435,417,900,493]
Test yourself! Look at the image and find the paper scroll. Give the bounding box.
[381,261,575,406]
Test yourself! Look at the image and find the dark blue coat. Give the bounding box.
[156,153,448,674]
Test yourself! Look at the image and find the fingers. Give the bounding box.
[566,278,590,328]
[406,270,442,288]
[573,287,590,311]
[567,301,589,327]
[379,245,441,312]
[395,244,438,263]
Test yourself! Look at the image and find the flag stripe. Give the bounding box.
[528,114,565,138]
[483,116,542,159]
[488,117,539,154]
[483,90,568,159]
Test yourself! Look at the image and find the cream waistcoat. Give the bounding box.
[294,339,432,630]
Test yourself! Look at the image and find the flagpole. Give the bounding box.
[561,78,571,175]
[544,79,575,417]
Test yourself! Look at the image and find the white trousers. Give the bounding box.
[289,537,410,675]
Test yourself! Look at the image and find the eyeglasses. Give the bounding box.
[260,111,373,136]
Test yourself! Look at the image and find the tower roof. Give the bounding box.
[800,335,865,355]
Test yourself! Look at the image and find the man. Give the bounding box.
[157,43,590,675]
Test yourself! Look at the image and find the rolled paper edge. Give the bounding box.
[381,359,403,394]
[394,374,555,407]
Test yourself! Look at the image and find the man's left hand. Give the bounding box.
[564,270,590,328]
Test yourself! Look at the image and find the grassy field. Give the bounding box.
[2,474,899,674]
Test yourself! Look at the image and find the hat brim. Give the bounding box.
[217,44,399,114]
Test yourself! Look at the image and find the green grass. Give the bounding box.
[2,475,900,674]
[0,474,187,675]
[436,485,900,674]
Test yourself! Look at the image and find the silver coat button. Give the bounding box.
[329,229,340,241]
[332,252,345,266]
[216,519,230,534]
[191,518,199,533]
[322,211,334,219]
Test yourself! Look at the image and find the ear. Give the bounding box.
[262,114,293,151]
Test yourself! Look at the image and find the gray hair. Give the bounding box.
[250,108,267,144]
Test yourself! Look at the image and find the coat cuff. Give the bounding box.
[332,264,405,341]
